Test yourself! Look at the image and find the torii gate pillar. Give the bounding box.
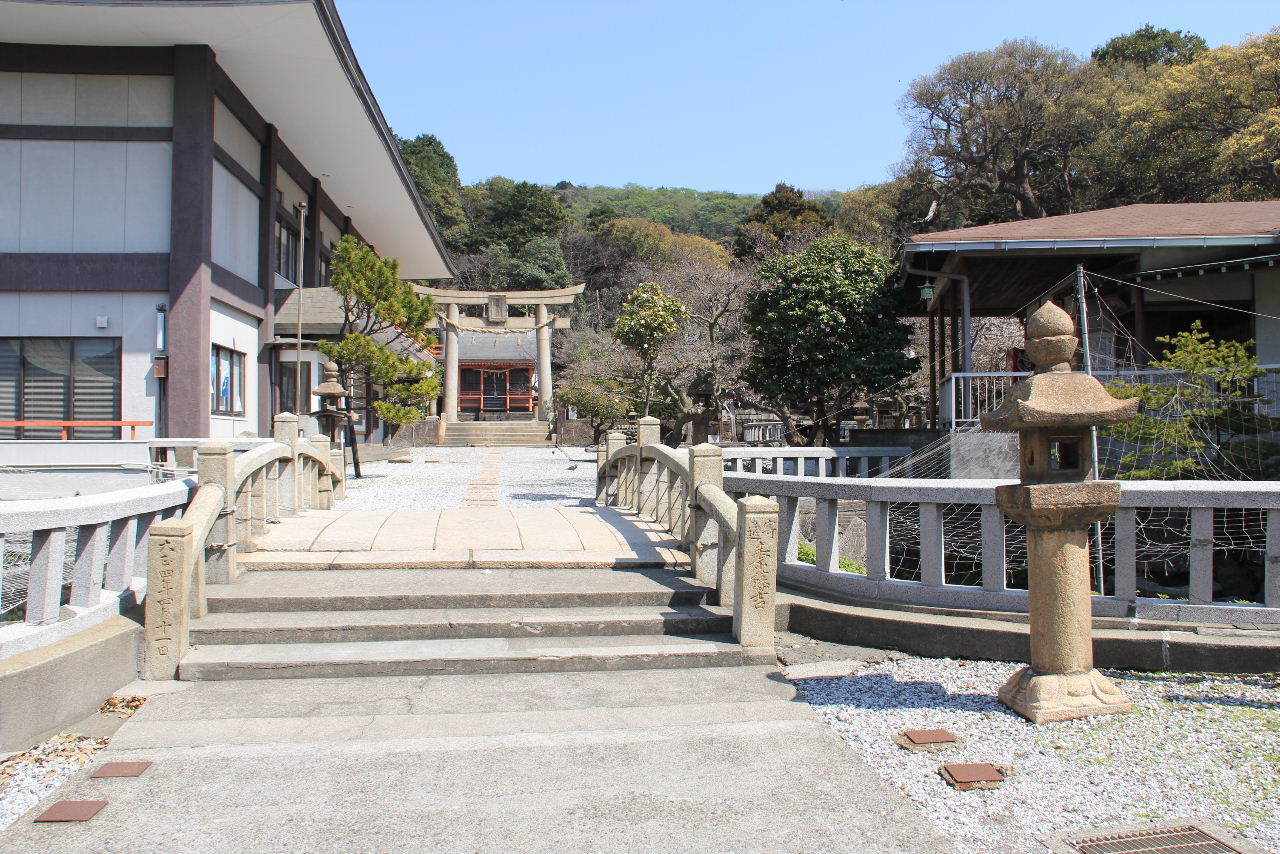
[420,284,585,425]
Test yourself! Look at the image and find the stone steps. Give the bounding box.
[441,421,554,446]
[178,633,761,680]
[188,604,731,645]
[204,568,710,613]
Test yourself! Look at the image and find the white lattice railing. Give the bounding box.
[942,365,1280,429]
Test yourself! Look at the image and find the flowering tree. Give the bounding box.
[612,281,689,416]
[744,234,917,445]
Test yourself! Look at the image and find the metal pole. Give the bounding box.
[294,201,307,416]
[1075,264,1106,596]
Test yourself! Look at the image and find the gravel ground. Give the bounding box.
[336,446,595,510]
[795,656,1280,853]
[0,734,107,829]
[498,446,595,507]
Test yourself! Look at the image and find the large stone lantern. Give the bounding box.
[980,301,1138,724]
[311,361,349,443]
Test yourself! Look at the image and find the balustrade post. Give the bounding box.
[599,432,622,504]
[815,498,840,573]
[777,495,800,571]
[142,520,194,680]
[864,500,889,581]
[273,412,299,516]
[980,504,1008,592]
[198,441,237,584]
[264,460,280,522]
[250,468,267,536]
[104,516,138,590]
[235,471,253,553]
[311,436,333,510]
[688,443,723,587]
[656,466,671,529]
[602,431,625,506]
[919,502,945,586]
[634,416,660,519]
[25,528,67,625]
[330,447,347,501]
[69,522,109,607]
[734,495,779,651]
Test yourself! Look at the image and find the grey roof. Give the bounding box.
[455,331,536,362]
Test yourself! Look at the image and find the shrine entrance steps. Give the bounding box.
[441,419,553,446]
[179,565,759,680]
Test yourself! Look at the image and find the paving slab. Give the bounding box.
[434,508,522,549]
[2,668,953,853]
[309,509,393,551]
[369,510,441,550]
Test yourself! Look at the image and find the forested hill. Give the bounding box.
[551,183,759,241]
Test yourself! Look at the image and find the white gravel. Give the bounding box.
[795,656,1280,854]
[0,733,107,829]
[336,446,595,510]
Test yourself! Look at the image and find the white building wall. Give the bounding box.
[0,72,173,127]
[213,98,260,174]
[277,167,308,212]
[0,139,171,252]
[208,300,260,438]
[0,291,163,439]
[211,160,260,283]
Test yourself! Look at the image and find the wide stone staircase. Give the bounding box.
[179,564,762,680]
[441,420,553,446]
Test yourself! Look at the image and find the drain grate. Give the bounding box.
[1045,822,1264,854]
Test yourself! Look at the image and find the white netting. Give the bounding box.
[864,270,1277,600]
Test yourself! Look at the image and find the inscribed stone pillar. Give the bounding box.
[444,302,460,423]
[536,303,552,421]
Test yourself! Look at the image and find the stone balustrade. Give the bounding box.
[597,418,780,653]
[721,470,1280,626]
[141,414,344,678]
[0,413,344,673]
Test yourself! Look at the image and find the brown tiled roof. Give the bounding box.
[909,202,1280,244]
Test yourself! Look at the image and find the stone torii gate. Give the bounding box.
[417,284,585,422]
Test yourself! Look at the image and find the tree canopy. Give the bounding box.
[744,234,917,445]
[1092,24,1207,68]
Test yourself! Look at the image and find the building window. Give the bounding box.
[277,360,312,416]
[0,337,122,439]
[318,252,331,288]
[211,345,246,416]
[274,220,300,284]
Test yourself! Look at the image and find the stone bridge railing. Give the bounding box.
[722,471,1280,626]
[0,413,344,673]
[597,420,1280,628]
[142,413,345,678]
[596,417,779,652]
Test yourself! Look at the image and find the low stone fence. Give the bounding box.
[720,445,914,477]
[722,472,1280,626]
[0,414,343,669]
[596,417,779,652]
[141,413,344,678]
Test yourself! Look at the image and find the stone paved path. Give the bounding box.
[1,668,956,853]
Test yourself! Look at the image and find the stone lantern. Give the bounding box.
[980,301,1138,724]
[311,361,349,444]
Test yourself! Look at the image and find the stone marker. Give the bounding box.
[980,301,1138,724]
[939,763,1008,791]
[894,729,964,752]
[34,801,108,822]
[91,761,153,778]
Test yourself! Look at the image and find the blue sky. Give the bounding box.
[341,0,1277,195]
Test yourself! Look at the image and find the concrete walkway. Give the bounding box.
[243,506,690,570]
[4,668,955,853]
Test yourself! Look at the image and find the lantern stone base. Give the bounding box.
[998,666,1133,724]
